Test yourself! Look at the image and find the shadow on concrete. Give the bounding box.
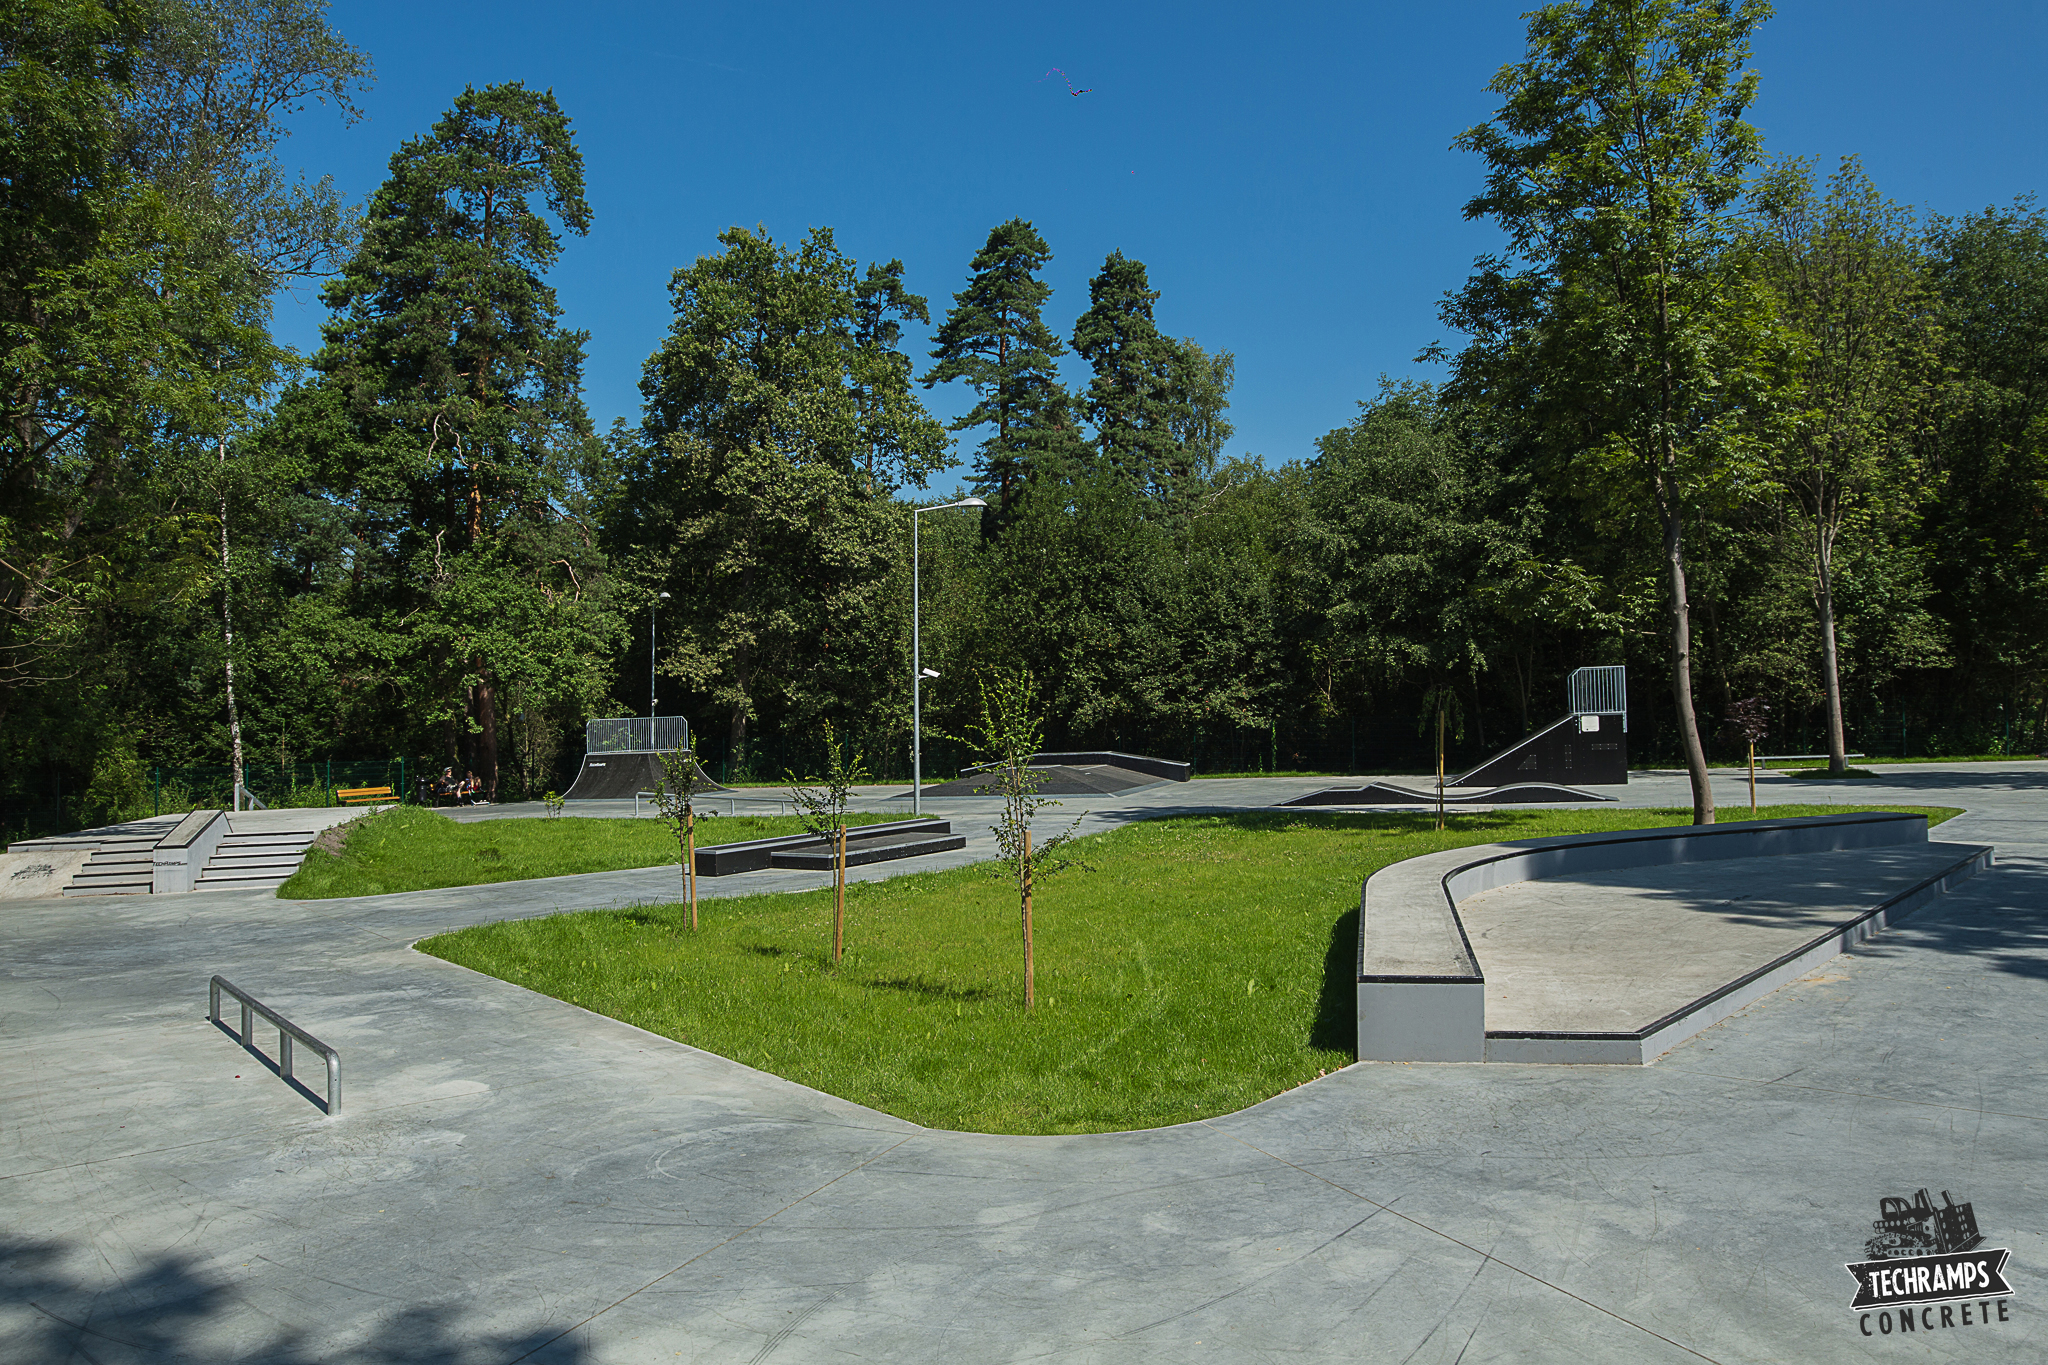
[208,1017,331,1115]
[1854,858,2048,982]
[1778,766,2048,795]
[2,1235,591,1364]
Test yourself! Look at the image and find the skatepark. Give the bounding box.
[2,761,2043,1362]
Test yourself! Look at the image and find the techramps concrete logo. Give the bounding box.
[1846,1187,2014,1337]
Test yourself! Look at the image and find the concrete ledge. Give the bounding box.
[151,809,229,894]
[1356,813,1990,1065]
[696,819,953,877]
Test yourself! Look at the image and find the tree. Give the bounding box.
[625,225,947,767]
[122,0,371,801]
[1922,201,2048,745]
[1072,250,1180,495]
[1444,0,1779,823]
[1297,383,1522,723]
[923,219,1080,522]
[953,670,1076,1009]
[785,718,870,965]
[1751,156,1942,775]
[0,0,276,739]
[275,82,617,799]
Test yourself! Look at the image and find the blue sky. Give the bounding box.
[271,1,2048,483]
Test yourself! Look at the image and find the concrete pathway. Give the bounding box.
[2,765,2044,1362]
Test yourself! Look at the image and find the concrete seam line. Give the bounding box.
[1654,1068,2043,1123]
[1199,1123,1727,1365]
[507,1132,920,1363]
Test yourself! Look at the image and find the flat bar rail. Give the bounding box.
[208,975,341,1115]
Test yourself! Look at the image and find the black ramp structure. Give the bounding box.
[563,716,728,801]
[911,751,1190,799]
[1455,666,1629,788]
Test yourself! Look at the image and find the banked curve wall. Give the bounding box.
[1355,813,1992,1065]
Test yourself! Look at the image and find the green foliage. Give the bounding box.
[619,225,948,763]
[420,803,1955,1134]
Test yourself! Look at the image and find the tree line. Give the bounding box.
[5,0,2044,834]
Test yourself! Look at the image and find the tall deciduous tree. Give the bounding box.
[279,82,615,799]
[1445,0,1778,823]
[923,219,1079,522]
[1752,156,1943,775]
[626,226,948,765]
[1,0,275,732]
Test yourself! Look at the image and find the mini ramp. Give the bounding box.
[562,716,727,801]
[910,751,1190,799]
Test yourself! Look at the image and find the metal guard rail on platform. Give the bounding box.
[209,975,340,1115]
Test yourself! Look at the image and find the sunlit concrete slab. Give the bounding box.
[1461,843,1987,1034]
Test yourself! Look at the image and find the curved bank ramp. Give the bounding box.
[1357,812,1993,1065]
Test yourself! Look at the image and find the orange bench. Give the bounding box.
[337,785,394,806]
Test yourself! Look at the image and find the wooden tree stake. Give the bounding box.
[833,824,846,963]
[1022,826,1035,1010]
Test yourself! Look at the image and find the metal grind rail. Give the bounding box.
[209,975,341,1115]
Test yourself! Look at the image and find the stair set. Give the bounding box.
[196,827,319,892]
[9,809,327,897]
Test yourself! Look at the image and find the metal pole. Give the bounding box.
[651,601,657,720]
[913,507,922,816]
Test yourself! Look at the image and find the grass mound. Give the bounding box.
[280,804,897,899]
[418,803,1956,1135]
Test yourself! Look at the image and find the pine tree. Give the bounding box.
[1071,251,1181,496]
[278,82,615,799]
[923,219,1073,519]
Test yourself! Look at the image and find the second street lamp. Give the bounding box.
[911,497,986,815]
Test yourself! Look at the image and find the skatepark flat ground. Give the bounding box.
[3,763,2045,1362]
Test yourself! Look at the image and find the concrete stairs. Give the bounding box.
[196,828,318,893]
[61,835,161,897]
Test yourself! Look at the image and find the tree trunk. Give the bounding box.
[219,440,244,805]
[475,671,499,801]
[833,824,846,963]
[1816,539,1848,776]
[1663,508,1716,825]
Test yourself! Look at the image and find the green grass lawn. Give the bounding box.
[418,802,1957,1136]
[279,805,899,899]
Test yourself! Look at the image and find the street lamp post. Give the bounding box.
[651,591,670,720]
[912,497,986,814]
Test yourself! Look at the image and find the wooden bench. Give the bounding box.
[337,785,395,806]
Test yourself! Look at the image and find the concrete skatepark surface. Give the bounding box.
[1459,841,1985,1033]
[3,763,2045,1362]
